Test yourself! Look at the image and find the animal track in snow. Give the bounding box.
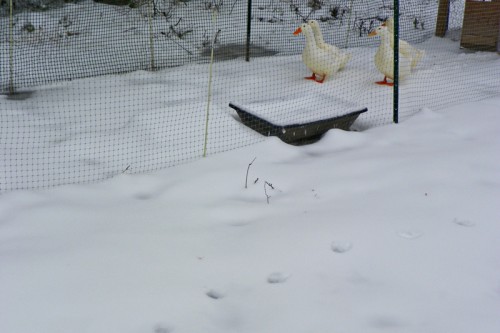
[267,272,289,284]
[206,289,225,300]
[330,241,353,253]
[154,323,173,333]
[397,230,423,240]
[453,218,475,227]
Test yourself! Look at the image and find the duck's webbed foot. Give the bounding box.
[315,75,326,84]
[376,76,394,86]
[305,73,317,81]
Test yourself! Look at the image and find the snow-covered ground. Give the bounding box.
[1,3,500,331]
[1,95,500,333]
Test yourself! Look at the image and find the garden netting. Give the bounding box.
[1,0,499,190]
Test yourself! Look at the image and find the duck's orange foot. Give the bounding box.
[375,77,393,86]
[376,81,394,86]
[313,74,326,84]
[305,74,317,81]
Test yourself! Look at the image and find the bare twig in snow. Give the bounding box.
[122,165,131,174]
[264,181,274,204]
[245,157,256,188]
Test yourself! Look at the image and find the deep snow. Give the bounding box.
[1,2,500,331]
[1,96,500,333]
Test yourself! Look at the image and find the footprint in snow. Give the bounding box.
[154,324,173,333]
[134,192,153,200]
[267,272,289,284]
[206,289,225,300]
[331,241,353,253]
[397,230,423,240]
[453,218,475,227]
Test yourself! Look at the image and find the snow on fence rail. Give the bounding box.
[1,0,499,191]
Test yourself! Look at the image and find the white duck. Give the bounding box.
[293,23,343,83]
[368,24,412,86]
[382,18,425,70]
[307,20,351,70]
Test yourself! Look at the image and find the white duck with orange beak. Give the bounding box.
[307,20,351,71]
[382,18,425,70]
[368,24,412,86]
[293,23,343,83]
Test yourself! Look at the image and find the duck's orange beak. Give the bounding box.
[368,30,377,37]
[293,27,302,35]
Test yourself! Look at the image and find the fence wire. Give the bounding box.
[1,0,499,191]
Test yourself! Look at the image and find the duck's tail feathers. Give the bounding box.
[339,52,352,70]
[411,49,425,70]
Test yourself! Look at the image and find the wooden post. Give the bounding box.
[435,0,450,37]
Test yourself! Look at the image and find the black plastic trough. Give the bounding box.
[229,102,367,146]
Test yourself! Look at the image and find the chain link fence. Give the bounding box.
[1,0,499,191]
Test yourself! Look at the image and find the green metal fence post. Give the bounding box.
[246,0,252,62]
[9,0,14,94]
[393,0,399,124]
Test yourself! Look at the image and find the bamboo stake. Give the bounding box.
[203,9,218,158]
[148,0,156,71]
[344,0,355,49]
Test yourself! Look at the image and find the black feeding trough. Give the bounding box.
[230,93,367,146]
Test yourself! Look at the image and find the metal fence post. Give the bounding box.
[393,0,399,124]
[246,0,252,62]
[9,0,14,94]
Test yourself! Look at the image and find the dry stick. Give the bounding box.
[229,0,239,15]
[264,181,274,204]
[169,37,193,55]
[245,157,257,188]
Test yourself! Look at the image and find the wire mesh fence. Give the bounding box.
[1,0,499,191]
